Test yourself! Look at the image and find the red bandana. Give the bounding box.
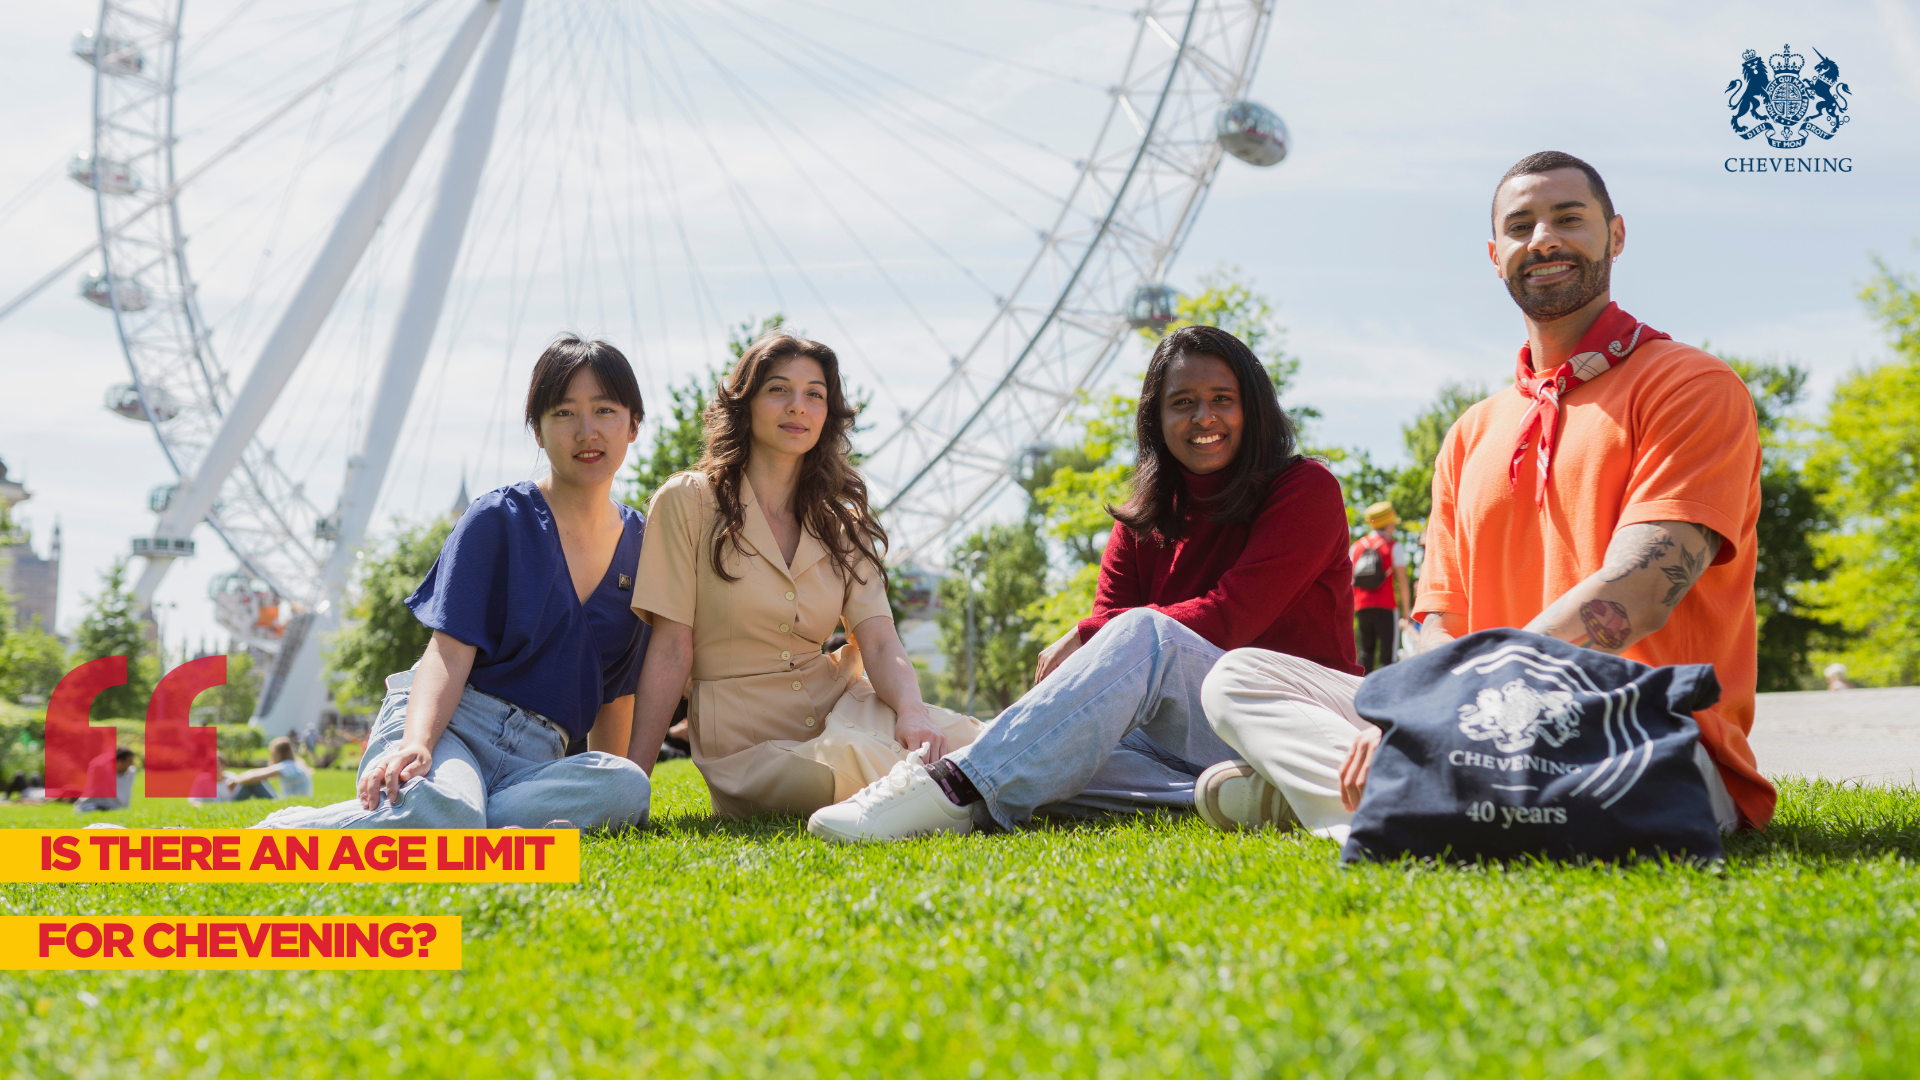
[1510,302,1668,506]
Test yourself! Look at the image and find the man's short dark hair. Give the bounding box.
[1491,151,1615,234]
[114,748,136,763]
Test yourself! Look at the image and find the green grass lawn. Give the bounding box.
[3,766,1918,1079]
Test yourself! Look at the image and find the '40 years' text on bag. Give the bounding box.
[1342,629,1724,864]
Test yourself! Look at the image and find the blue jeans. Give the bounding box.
[949,608,1236,828]
[255,678,650,830]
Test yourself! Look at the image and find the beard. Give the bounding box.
[1504,240,1611,321]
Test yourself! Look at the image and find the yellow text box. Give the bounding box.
[1,916,461,970]
[0,830,576,883]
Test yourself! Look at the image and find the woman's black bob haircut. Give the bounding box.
[1110,324,1300,540]
[524,335,645,433]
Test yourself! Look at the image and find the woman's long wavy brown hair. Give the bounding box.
[697,333,888,587]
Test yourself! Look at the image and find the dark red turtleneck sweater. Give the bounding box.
[1077,459,1361,676]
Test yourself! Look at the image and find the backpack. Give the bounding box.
[1351,536,1388,590]
[1342,628,1724,865]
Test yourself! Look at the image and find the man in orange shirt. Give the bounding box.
[1191,151,1771,840]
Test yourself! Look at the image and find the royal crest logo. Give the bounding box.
[1727,44,1851,149]
[1456,678,1580,754]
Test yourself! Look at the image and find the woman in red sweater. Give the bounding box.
[809,325,1357,843]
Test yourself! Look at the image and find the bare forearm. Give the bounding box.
[405,631,477,751]
[627,622,692,775]
[587,696,633,756]
[852,616,929,723]
[1524,521,1721,653]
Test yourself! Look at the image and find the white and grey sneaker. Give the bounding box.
[807,748,973,844]
[1195,759,1298,833]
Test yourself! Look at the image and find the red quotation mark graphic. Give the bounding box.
[43,655,226,799]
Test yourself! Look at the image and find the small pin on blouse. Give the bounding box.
[618,574,633,591]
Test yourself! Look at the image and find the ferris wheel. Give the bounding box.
[69,0,1287,734]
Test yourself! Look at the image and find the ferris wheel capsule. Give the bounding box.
[71,30,145,76]
[68,153,142,195]
[81,270,149,312]
[1126,283,1181,333]
[1215,100,1288,167]
[209,571,285,643]
[104,382,178,423]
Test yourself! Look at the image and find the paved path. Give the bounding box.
[1750,687,1920,787]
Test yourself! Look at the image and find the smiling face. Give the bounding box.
[535,367,638,487]
[748,355,829,463]
[1488,167,1625,323]
[1158,351,1244,475]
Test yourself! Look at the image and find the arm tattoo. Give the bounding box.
[1599,525,1674,582]
[1659,542,1706,608]
[1577,600,1632,650]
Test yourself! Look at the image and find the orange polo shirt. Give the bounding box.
[1414,338,1774,828]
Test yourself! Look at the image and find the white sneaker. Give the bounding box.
[807,748,974,844]
[1194,760,1297,833]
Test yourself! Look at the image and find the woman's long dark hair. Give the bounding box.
[1110,324,1300,541]
[697,333,888,586]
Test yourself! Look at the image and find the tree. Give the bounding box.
[0,582,67,704]
[935,522,1048,714]
[1798,262,1920,685]
[197,649,261,725]
[323,515,456,712]
[73,559,155,719]
[1333,447,1399,534]
[625,314,784,513]
[1720,357,1839,691]
[1387,382,1487,528]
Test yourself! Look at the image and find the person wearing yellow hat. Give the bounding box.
[1349,501,1409,672]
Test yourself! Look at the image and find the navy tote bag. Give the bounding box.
[1342,628,1724,864]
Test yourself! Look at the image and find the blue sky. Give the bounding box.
[2,0,1916,651]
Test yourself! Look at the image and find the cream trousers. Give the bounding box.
[1199,648,1739,845]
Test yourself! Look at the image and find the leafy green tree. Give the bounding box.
[323,516,456,711]
[1719,357,1840,691]
[935,522,1047,713]
[73,559,156,719]
[0,583,68,704]
[1334,447,1399,534]
[198,649,262,725]
[1799,262,1920,685]
[1387,383,1487,528]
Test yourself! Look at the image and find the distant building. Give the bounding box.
[0,457,60,632]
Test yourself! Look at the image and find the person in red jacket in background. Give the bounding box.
[1350,501,1412,672]
[807,325,1359,843]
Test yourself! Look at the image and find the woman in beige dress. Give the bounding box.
[624,333,978,817]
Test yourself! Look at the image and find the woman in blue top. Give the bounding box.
[257,337,654,830]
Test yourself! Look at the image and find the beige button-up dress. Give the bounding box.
[631,472,979,817]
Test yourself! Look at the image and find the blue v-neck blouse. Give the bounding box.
[405,481,651,738]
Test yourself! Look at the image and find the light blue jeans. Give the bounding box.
[949,608,1237,829]
[255,676,650,830]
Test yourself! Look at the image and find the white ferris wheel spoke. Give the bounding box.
[74,0,1283,734]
